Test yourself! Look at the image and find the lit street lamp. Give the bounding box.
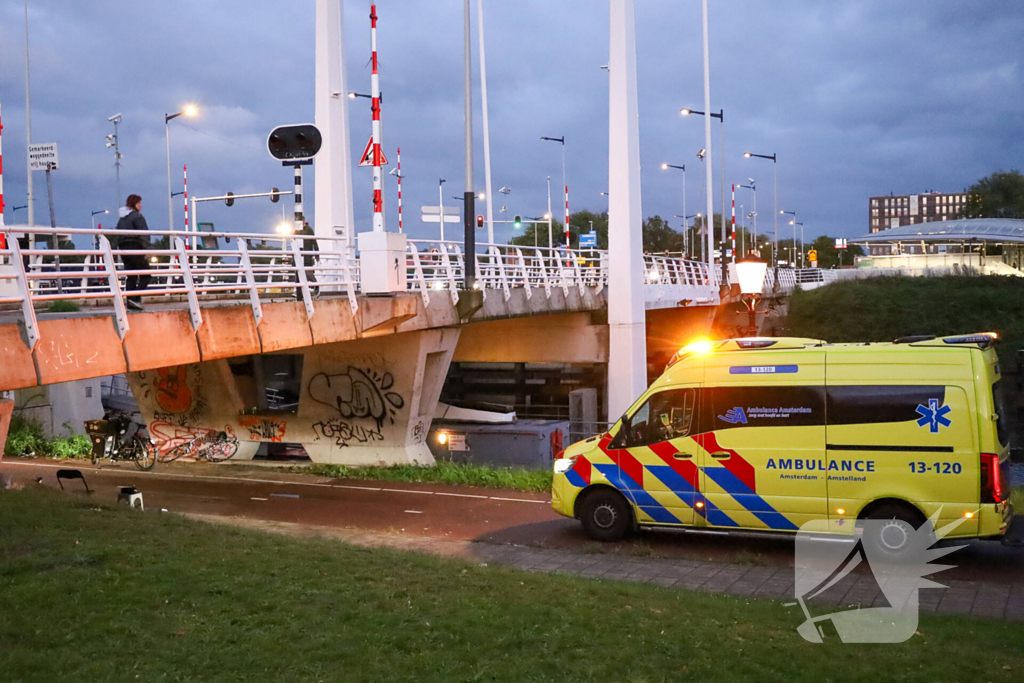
[734,259,768,336]
[744,152,777,265]
[662,163,686,253]
[165,105,197,232]
[541,136,568,245]
[789,220,805,267]
[739,180,756,253]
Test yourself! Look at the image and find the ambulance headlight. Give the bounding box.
[553,456,577,475]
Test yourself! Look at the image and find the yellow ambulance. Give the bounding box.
[552,334,1013,554]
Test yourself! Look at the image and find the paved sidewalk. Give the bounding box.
[190,513,1024,623]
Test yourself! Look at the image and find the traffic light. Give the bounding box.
[514,215,522,230]
[270,188,281,203]
[476,214,484,229]
[225,191,235,207]
[267,124,323,161]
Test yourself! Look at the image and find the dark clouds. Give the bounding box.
[1,1,1021,245]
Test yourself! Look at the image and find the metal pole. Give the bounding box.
[370,3,384,233]
[165,120,174,232]
[730,183,736,263]
[294,164,304,233]
[546,176,553,249]
[607,0,647,416]
[45,164,61,294]
[113,118,122,210]
[396,147,403,232]
[719,115,727,279]
[682,166,686,257]
[700,0,714,275]
[439,179,445,242]
[477,0,495,245]
[773,160,778,266]
[462,0,475,289]
[24,0,34,226]
[562,142,569,246]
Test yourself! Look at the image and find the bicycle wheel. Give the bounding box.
[203,437,238,463]
[132,437,158,471]
[162,440,196,464]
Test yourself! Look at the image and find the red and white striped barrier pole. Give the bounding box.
[183,164,189,235]
[396,147,402,232]
[731,183,736,262]
[370,4,384,232]
[564,184,570,247]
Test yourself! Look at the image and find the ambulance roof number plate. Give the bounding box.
[730,365,799,375]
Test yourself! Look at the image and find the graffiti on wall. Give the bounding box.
[308,368,405,430]
[137,365,207,426]
[312,418,385,447]
[306,366,406,448]
[239,416,287,442]
[148,421,238,461]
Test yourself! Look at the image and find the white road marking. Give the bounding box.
[0,460,549,504]
[404,510,423,514]
[251,497,268,501]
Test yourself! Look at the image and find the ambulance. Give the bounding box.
[552,334,1014,555]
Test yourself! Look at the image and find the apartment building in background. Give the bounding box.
[869,191,968,233]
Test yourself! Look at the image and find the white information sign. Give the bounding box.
[28,143,59,171]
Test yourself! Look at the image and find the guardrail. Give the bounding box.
[0,226,787,350]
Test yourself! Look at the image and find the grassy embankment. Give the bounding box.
[308,461,552,492]
[2,487,1023,682]
[783,274,1024,365]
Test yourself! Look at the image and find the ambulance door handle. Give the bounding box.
[710,451,732,460]
[672,452,693,460]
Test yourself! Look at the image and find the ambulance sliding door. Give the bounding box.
[701,350,828,530]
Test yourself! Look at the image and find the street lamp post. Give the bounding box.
[661,163,686,254]
[546,176,553,249]
[674,213,701,259]
[789,219,805,267]
[744,152,777,265]
[735,259,768,337]
[781,210,798,267]
[740,179,756,255]
[165,105,197,232]
[681,107,724,280]
[541,136,568,246]
[91,209,108,249]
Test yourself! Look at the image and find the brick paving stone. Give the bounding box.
[1004,600,1024,622]
[753,579,795,599]
[971,601,1007,619]
[652,576,680,587]
[703,568,751,593]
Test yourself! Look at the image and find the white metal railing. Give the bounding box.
[1,226,750,352]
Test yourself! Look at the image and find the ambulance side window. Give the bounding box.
[626,388,697,447]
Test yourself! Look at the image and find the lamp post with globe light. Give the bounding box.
[734,259,768,337]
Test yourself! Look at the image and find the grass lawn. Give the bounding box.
[2,488,1024,682]
[783,274,1024,365]
[307,461,552,492]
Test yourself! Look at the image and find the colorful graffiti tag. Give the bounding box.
[148,421,238,461]
[308,368,405,430]
[239,416,287,443]
[136,365,207,426]
[312,418,385,447]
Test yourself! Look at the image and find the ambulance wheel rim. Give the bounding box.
[593,503,618,529]
[879,520,911,551]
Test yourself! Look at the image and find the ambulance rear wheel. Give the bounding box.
[579,488,633,542]
[860,502,929,562]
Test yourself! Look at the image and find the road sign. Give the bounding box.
[28,143,58,171]
[835,238,848,249]
[580,230,597,248]
[421,206,459,215]
[421,215,461,223]
[808,249,818,262]
[358,137,389,167]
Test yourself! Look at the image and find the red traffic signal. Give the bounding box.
[476,215,484,229]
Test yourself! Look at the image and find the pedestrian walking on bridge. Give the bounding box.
[115,194,151,311]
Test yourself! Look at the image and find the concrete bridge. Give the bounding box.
[0,226,799,465]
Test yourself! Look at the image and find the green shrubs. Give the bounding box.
[3,417,91,459]
[46,301,80,313]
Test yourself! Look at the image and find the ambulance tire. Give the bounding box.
[578,488,634,542]
[860,502,930,562]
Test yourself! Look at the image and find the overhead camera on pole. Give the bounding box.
[267,124,322,233]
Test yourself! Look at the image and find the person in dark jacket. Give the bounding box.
[115,194,151,311]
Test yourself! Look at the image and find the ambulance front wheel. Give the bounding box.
[578,488,634,542]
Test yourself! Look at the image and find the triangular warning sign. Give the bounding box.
[358,137,388,167]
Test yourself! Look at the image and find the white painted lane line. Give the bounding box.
[404,510,423,514]
[251,497,269,501]
[488,496,550,504]
[2,461,550,504]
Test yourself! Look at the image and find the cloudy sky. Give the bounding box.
[1,0,1022,247]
